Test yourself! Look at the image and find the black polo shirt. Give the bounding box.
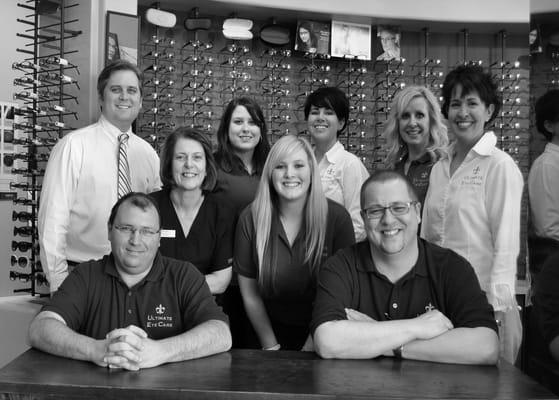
[395,152,434,206]
[150,190,234,274]
[234,200,355,327]
[311,239,497,334]
[43,253,228,340]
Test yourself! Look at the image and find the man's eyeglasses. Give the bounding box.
[113,224,160,237]
[362,201,418,219]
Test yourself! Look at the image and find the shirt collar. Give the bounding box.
[396,149,432,166]
[232,157,255,176]
[470,131,496,157]
[414,152,432,164]
[356,240,428,279]
[272,210,305,245]
[545,142,559,154]
[98,114,133,138]
[324,141,345,164]
[104,251,164,284]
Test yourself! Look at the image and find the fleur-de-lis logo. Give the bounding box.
[425,302,435,312]
[155,304,166,314]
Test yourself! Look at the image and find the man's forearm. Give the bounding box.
[28,313,103,364]
[157,320,231,365]
[403,327,499,365]
[314,319,417,359]
[315,320,498,364]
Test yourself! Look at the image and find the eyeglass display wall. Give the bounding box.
[9,0,81,296]
[136,8,529,169]
[528,13,559,161]
[136,7,529,278]
[6,3,529,293]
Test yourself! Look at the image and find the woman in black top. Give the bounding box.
[151,127,234,295]
[234,135,354,351]
[213,97,270,213]
[213,97,271,348]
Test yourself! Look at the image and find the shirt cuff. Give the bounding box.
[488,283,517,312]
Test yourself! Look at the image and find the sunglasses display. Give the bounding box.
[12,240,35,252]
[6,1,80,296]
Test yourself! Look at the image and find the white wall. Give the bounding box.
[0,297,41,368]
[211,0,528,23]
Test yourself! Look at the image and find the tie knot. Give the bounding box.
[119,133,129,144]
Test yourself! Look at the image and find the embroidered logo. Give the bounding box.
[473,166,480,175]
[147,303,173,328]
[425,302,435,312]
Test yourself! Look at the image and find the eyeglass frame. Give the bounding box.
[112,224,160,237]
[361,201,419,220]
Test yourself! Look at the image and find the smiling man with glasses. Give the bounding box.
[29,192,231,371]
[311,170,499,365]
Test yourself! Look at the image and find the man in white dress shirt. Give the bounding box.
[38,60,161,293]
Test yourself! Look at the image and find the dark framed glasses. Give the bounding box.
[13,198,37,206]
[12,240,34,252]
[10,270,31,281]
[10,182,42,191]
[12,211,34,222]
[362,201,418,219]
[14,226,37,237]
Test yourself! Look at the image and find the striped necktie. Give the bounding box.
[117,133,132,199]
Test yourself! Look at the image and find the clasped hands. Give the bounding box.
[95,325,162,371]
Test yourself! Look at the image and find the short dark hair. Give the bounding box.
[108,192,161,228]
[97,59,143,100]
[160,127,217,191]
[360,170,419,209]
[303,87,350,136]
[441,65,500,125]
[215,97,270,173]
[535,89,559,141]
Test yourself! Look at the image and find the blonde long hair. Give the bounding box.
[251,135,328,294]
[383,85,449,168]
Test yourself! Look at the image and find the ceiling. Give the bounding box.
[137,0,529,34]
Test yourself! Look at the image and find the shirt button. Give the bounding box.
[392,303,398,309]
[128,292,132,297]
[128,309,132,314]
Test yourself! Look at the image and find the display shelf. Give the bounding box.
[9,0,81,296]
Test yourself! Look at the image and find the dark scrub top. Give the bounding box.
[150,189,234,274]
[212,153,263,348]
